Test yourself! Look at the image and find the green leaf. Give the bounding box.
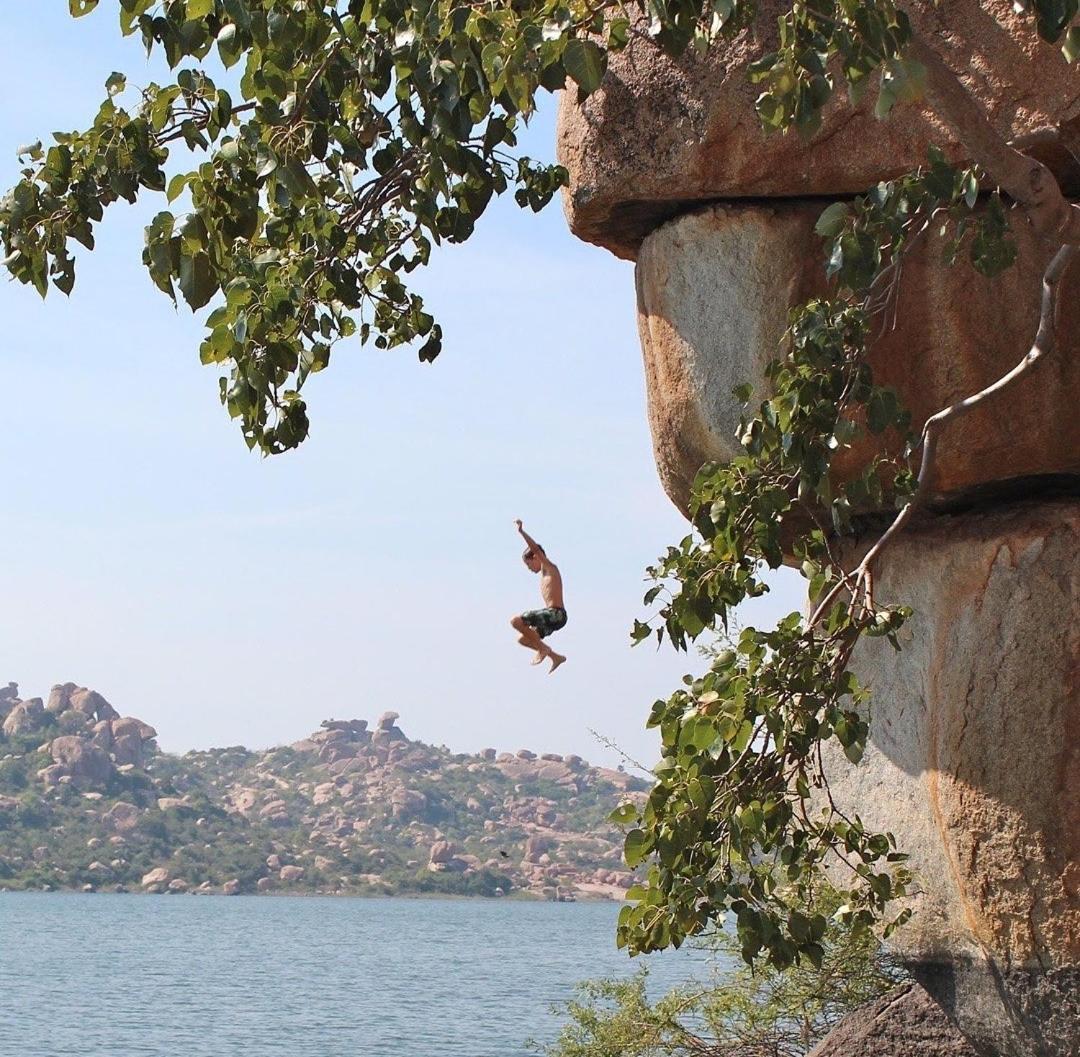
[624,828,652,868]
[178,251,217,310]
[814,202,850,238]
[609,802,639,825]
[563,39,606,96]
[1065,25,1080,61]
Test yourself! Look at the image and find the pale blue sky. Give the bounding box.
[0,7,801,765]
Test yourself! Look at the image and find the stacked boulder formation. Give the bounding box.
[0,682,158,789]
[558,4,1078,1056]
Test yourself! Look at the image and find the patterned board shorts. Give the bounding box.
[521,606,568,639]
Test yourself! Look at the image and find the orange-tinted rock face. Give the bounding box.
[636,202,1080,521]
[558,0,1080,260]
[821,501,1079,1057]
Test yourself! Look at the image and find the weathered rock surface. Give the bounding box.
[46,683,76,715]
[2,698,46,737]
[822,500,1079,1057]
[141,867,169,887]
[636,202,1080,518]
[810,982,978,1056]
[558,0,1080,259]
[69,688,119,722]
[48,736,112,788]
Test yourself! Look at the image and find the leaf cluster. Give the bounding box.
[5,0,645,451]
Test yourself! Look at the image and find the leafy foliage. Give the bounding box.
[546,885,905,1057]
[1,0,755,453]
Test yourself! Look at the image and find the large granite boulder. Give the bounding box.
[809,983,978,1057]
[104,801,141,833]
[557,0,1080,259]
[635,202,1080,519]
[46,683,77,715]
[111,716,157,741]
[69,688,120,722]
[48,736,113,787]
[2,697,46,737]
[111,733,145,768]
[822,500,1079,1057]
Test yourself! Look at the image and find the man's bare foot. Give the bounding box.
[531,651,546,666]
[548,653,566,674]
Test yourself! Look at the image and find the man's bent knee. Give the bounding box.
[510,615,526,631]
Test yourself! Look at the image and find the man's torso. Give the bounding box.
[540,565,564,610]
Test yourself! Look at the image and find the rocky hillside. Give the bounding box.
[0,682,647,900]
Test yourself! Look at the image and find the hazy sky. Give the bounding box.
[1,8,802,766]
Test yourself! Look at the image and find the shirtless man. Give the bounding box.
[510,520,567,673]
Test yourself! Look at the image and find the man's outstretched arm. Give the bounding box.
[515,520,547,559]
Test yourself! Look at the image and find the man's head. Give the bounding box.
[522,547,543,573]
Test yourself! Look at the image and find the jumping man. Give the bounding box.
[510,519,567,673]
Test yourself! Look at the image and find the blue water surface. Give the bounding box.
[0,894,713,1057]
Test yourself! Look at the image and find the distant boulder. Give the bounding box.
[312,782,336,806]
[279,865,305,883]
[56,710,90,736]
[36,764,66,787]
[104,801,141,833]
[222,879,241,896]
[390,788,427,819]
[69,689,120,723]
[321,719,368,734]
[376,711,400,732]
[429,840,457,864]
[516,749,537,761]
[2,698,46,737]
[524,835,554,862]
[112,716,157,741]
[46,683,77,715]
[141,867,170,887]
[89,720,113,750]
[111,734,144,768]
[48,736,112,787]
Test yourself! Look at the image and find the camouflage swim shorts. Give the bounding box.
[521,606,568,639]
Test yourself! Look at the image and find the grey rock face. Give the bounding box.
[912,961,1080,1057]
[809,983,978,1057]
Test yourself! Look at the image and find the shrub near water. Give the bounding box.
[545,887,905,1057]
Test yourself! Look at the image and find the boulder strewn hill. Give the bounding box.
[0,682,646,899]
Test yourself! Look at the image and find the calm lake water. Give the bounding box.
[0,894,713,1056]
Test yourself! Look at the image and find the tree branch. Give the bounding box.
[856,243,1076,579]
[907,37,1080,244]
